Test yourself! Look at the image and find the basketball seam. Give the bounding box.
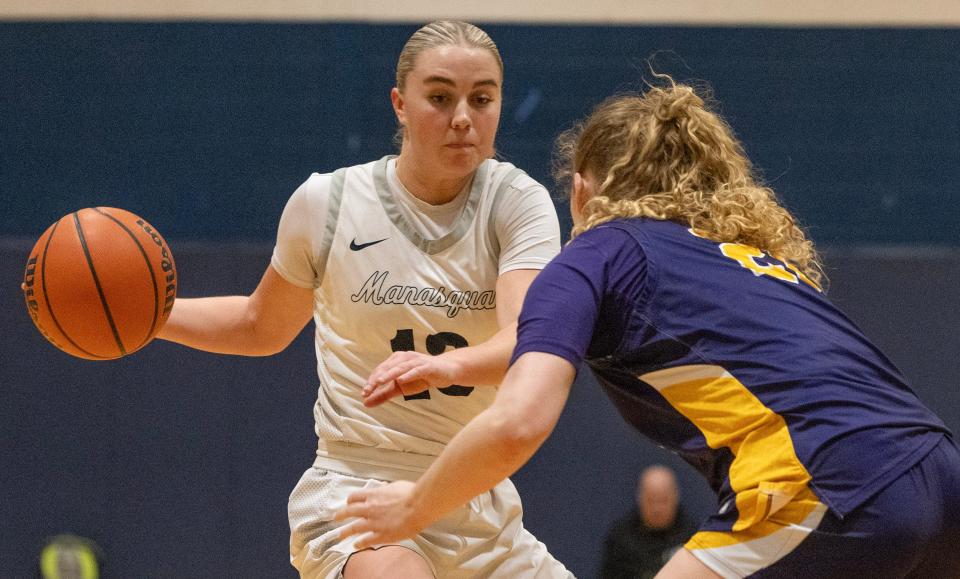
[39,216,111,360]
[73,211,127,357]
[93,207,160,351]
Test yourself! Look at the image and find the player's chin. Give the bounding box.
[442,146,486,174]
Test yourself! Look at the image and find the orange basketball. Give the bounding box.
[22,207,177,360]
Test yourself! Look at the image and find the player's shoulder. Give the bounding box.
[289,172,332,208]
[481,158,544,192]
[587,218,702,250]
[564,220,656,271]
[298,158,380,200]
[592,217,685,235]
[480,159,553,226]
[575,219,647,247]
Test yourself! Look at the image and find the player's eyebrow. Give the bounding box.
[423,75,500,89]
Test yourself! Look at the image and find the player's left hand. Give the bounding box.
[364,350,460,407]
[334,481,431,549]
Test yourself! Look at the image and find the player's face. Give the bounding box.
[392,45,502,183]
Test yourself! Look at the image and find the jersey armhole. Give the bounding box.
[313,167,348,284]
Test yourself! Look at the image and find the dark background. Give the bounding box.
[2,21,958,578]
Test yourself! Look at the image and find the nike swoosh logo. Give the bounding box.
[350,237,389,251]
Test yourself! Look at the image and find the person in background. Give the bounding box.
[336,79,960,578]
[600,465,696,579]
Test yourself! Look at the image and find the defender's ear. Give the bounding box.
[571,171,599,226]
[573,172,590,210]
[572,172,584,206]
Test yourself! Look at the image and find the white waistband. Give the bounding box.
[313,439,438,482]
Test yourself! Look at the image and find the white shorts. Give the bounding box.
[288,467,574,579]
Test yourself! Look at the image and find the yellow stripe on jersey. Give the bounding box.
[640,365,816,534]
[686,486,823,550]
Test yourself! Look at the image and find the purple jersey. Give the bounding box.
[514,218,950,523]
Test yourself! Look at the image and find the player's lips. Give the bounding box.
[445,142,475,148]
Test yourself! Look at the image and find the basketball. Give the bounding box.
[22,207,177,360]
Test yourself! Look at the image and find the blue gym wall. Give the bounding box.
[1,22,959,578]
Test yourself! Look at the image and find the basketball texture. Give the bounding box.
[22,207,177,360]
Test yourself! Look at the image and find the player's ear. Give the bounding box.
[572,172,588,213]
[391,87,406,125]
[571,171,599,225]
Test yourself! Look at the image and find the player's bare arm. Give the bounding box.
[362,268,540,406]
[339,352,575,546]
[157,264,314,356]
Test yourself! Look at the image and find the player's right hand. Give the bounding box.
[335,480,432,548]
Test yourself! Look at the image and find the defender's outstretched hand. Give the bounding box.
[363,351,460,407]
[334,481,431,549]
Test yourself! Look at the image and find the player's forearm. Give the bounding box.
[411,399,546,522]
[439,267,538,387]
[411,353,572,521]
[439,322,517,387]
[341,354,575,544]
[157,295,277,356]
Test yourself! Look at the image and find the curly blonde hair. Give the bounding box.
[554,80,824,286]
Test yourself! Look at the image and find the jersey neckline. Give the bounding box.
[372,155,489,255]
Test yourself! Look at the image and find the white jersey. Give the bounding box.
[272,156,560,478]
